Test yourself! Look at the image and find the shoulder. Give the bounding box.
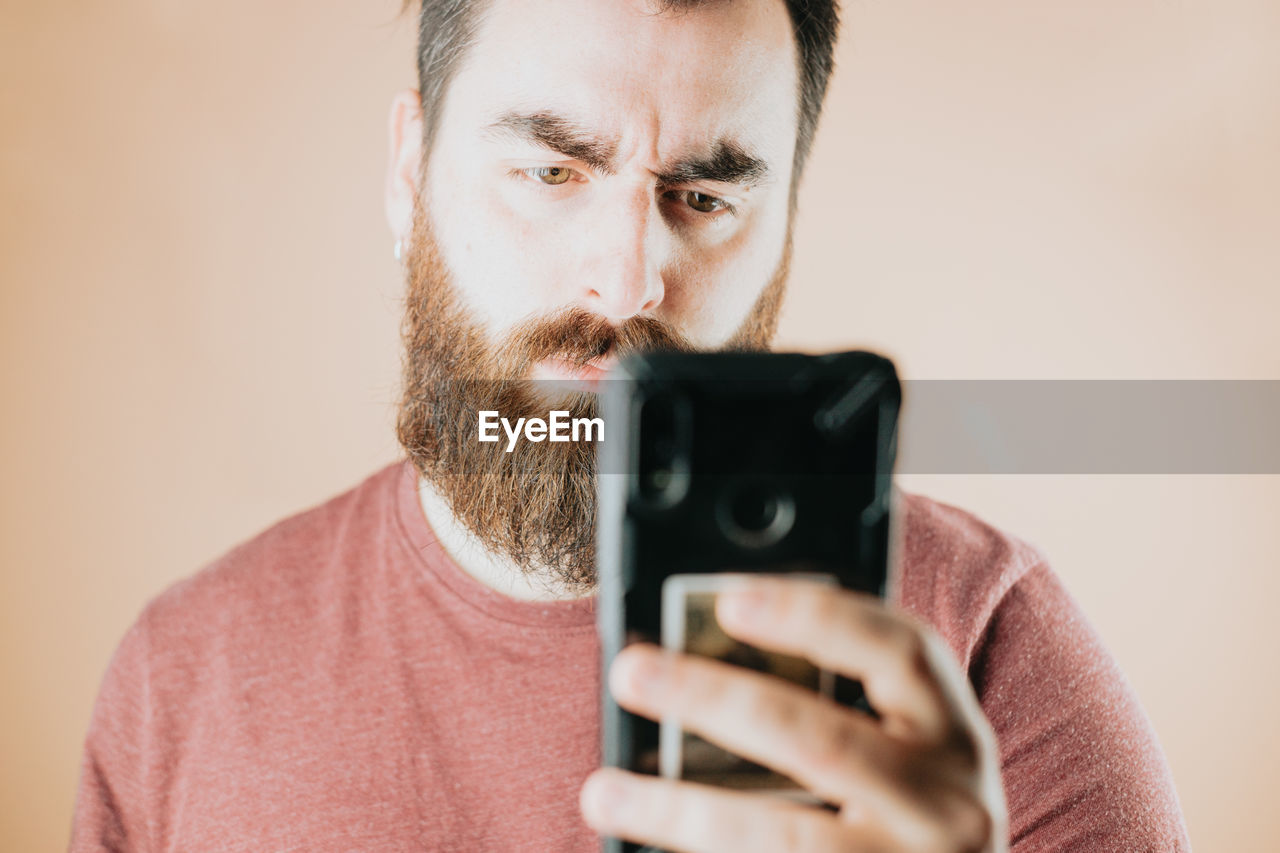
[892,490,1049,668]
[76,461,415,843]
[130,460,409,670]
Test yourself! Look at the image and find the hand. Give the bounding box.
[580,576,1008,852]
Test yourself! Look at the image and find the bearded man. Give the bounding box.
[70,1,1190,851]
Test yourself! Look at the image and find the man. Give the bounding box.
[71,1,1190,850]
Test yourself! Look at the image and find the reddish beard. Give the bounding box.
[395,207,790,592]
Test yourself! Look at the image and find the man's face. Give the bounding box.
[419,0,800,362]
[394,0,802,589]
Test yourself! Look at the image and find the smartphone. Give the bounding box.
[595,350,902,853]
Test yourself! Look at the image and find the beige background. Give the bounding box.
[2,0,1277,849]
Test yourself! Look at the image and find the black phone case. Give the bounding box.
[595,350,902,853]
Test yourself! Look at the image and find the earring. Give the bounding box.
[394,239,403,263]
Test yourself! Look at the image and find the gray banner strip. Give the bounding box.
[438,379,1280,474]
[898,380,1280,474]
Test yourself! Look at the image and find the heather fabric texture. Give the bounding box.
[69,460,1190,851]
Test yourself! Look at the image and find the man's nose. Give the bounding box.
[578,189,666,321]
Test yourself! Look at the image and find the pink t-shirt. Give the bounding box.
[70,460,1190,851]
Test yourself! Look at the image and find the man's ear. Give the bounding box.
[385,89,425,245]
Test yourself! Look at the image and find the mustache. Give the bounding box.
[505,307,695,369]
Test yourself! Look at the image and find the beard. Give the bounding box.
[395,205,790,594]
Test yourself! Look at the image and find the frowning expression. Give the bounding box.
[411,0,801,366]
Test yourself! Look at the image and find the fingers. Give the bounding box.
[713,576,965,746]
[609,644,943,829]
[599,578,1005,852]
[580,767,872,853]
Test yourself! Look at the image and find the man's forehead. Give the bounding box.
[444,0,799,169]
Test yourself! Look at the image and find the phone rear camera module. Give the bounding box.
[717,481,795,549]
[634,391,691,509]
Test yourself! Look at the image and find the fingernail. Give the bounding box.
[582,770,629,826]
[616,647,665,699]
[720,586,768,624]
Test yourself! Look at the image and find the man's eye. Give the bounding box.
[668,190,729,214]
[524,166,575,185]
[687,191,725,213]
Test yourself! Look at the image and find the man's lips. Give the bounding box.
[529,356,617,391]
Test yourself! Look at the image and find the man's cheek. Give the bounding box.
[465,240,564,333]
[666,256,761,347]
[505,217,597,307]
[430,198,537,322]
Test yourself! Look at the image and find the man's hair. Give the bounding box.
[403,0,839,186]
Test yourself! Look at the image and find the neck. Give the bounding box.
[415,476,593,603]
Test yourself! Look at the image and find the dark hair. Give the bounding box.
[404,0,839,188]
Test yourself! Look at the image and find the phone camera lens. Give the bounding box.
[718,481,795,549]
[647,469,673,492]
[730,486,778,532]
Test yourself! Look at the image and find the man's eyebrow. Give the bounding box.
[483,111,618,173]
[656,140,772,189]
[483,110,772,188]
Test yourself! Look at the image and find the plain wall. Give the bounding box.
[2,0,1277,849]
